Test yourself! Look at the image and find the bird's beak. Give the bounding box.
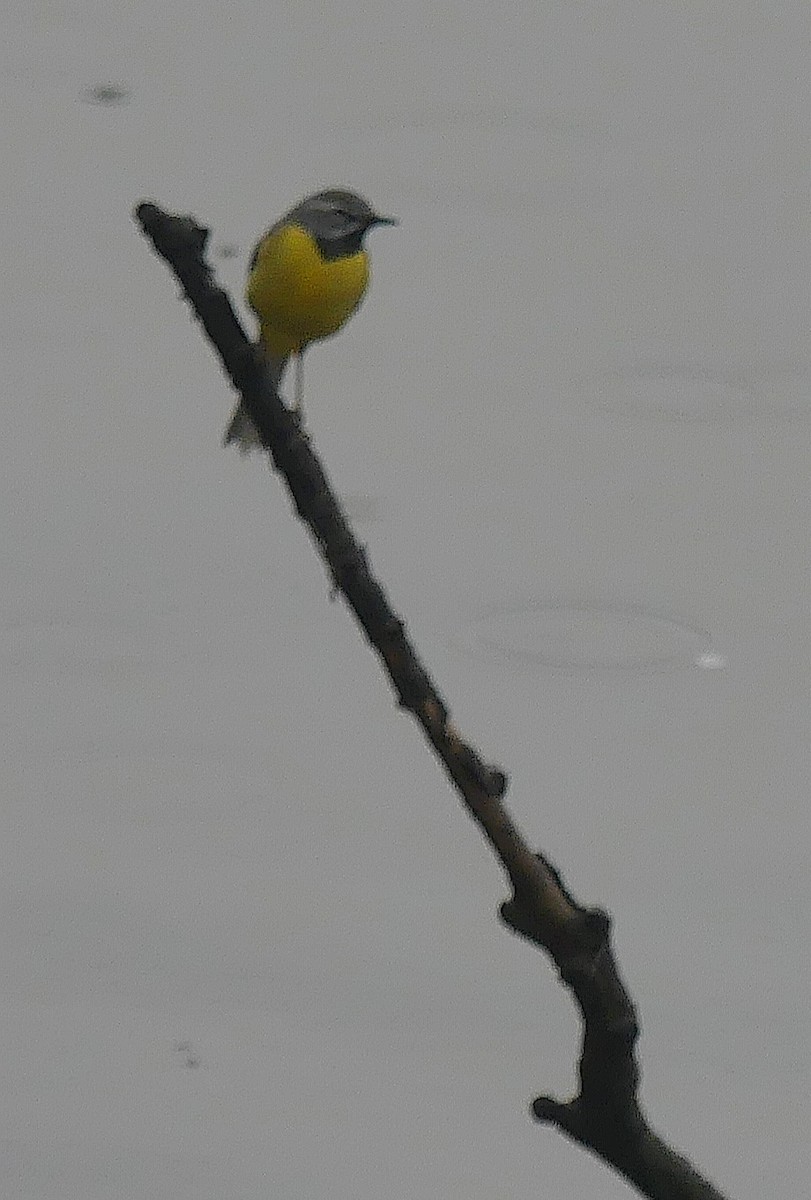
[370,213,398,227]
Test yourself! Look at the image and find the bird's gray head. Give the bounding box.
[290,189,397,259]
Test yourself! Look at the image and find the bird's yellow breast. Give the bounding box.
[246,223,370,359]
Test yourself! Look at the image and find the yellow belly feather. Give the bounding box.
[246,224,370,359]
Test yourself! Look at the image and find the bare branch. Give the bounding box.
[134,201,732,1200]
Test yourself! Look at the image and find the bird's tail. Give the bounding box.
[223,352,288,452]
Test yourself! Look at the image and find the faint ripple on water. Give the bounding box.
[456,599,726,672]
[588,364,811,422]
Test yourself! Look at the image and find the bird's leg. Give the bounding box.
[292,352,304,418]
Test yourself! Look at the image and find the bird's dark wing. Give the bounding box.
[247,209,293,273]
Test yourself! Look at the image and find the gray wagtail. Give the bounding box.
[224,188,397,449]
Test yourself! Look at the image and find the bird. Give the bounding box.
[224,188,397,450]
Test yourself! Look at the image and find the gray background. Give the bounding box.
[3,2,810,1196]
